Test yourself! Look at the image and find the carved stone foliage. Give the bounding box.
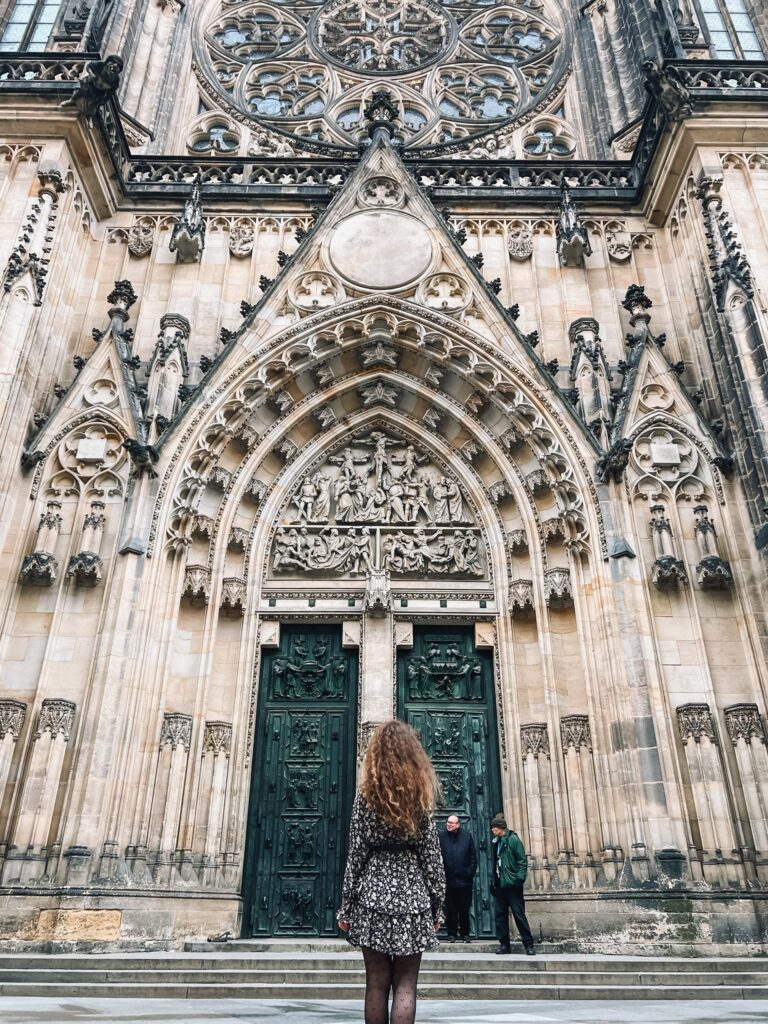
[66,551,104,587]
[36,699,76,741]
[724,704,766,745]
[195,0,565,152]
[270,432,486,580]
[0,700,27,741]
[160,712,192,751]
[203,721,232,755]
[403,641,484,701]
[560,714,591,753]
[270,634,350,700]
[651,555,688,590]
[676,703,715,745]
[521,723,550,759]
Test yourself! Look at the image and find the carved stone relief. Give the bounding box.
[269,432,486,580]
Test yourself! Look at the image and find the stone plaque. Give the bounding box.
[328,211,433,289]
[75,438,107,463]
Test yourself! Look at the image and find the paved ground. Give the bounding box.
[3,999,768,1023]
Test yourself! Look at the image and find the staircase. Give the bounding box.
[0,940,767,1000]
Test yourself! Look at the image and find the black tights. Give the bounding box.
[362,947,422,1024]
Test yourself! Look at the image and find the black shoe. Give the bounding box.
[446,935,457,944]
[462,936,471,944]
[525,947,535,956]
[495,946,511,955]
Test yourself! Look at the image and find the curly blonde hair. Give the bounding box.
[361,720,440,837]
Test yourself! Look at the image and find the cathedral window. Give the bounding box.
[0,0,60,51]
[698,0,764,59]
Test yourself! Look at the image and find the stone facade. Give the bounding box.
[0,0,767,950]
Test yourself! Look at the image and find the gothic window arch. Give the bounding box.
[0,0,61,51]
[696,0,764,60]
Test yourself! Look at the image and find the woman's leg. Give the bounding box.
[362,946,393,1024]
[390,951,422,1024]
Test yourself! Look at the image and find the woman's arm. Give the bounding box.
[338,792,366,923]
[417,815,446,922]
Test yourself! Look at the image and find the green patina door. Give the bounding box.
[244,625,358,936]
[397,625,502,937]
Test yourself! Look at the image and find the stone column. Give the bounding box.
[2,699,76,883]
[520,722,557,889]
[560,715,599,885]
[199,721,232,887]
[151,712,192,885]
[724,704,768,881]
[676,703,743,886]
[360,601,395,740]
[0,700,26,807]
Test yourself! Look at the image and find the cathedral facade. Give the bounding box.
[0,0,767,950]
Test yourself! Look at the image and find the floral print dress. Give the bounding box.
[338,793,446,956]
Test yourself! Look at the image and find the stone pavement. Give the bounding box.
[3,999,768,1023]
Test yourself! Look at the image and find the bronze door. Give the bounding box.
[397,625,502,937]
[244,625,358,936]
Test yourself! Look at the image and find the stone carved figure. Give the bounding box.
[643,58,692,123]
[61,55,124,118]
[270,433,486,579]
[404,643,484,701]
[272,638,348,700]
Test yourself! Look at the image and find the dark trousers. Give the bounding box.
[445,886,473,937]
[494,883,533,949]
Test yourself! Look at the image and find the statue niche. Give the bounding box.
[268,432,486,581]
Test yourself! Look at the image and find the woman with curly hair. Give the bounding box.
[338,719,445,1024]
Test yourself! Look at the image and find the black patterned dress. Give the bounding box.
[338,793,446,956]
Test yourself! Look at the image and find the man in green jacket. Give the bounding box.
[490,812,535,955]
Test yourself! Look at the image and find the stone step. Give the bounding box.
[0,954,766,972]
[1,981,768,1000]
[1,968,768,986]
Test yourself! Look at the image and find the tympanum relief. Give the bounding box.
[269,432,486,580]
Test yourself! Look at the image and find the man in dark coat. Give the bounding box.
[438,814,477,942]
[490,812,535,955]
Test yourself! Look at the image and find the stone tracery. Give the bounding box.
[196,0,566,151]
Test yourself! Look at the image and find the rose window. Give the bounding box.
[196,0,566,153]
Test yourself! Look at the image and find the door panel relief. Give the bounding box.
[397,627,502,937]
[244,626,358,936]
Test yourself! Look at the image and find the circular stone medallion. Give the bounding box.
[328,211,434,289]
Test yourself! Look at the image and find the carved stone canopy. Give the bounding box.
[560,714,591,753]
[521,722,550,759]
[676,703,715,744]
[270,430,486,582]
[724,704,766,745]
[36,698,76,741]
[0,699,27,741]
